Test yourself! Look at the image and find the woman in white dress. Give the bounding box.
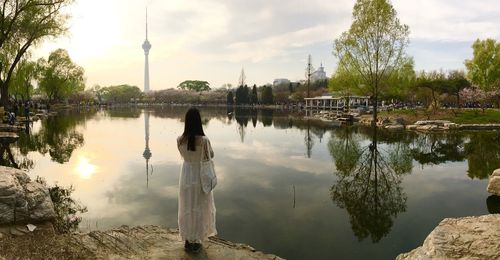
[177,107,217,253]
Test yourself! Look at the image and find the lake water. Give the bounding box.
[4,107,499,260]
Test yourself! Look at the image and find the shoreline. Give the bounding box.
[1,225,283,259]
[0,166,282,259]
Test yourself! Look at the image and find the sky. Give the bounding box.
[33,0,500,91]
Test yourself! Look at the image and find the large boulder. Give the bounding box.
[0,166,55,225]
[487,169,500,196]
[397,214,500,260]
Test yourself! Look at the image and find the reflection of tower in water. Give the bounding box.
[143,111,152,187]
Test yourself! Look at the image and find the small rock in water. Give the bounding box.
[27,224,37,232]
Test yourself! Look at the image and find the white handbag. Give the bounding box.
[200,137,217,193]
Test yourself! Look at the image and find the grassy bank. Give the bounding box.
[379,109,500,124]
[0,233,90,259]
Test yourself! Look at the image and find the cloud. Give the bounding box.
[32,0,500,89]
[394,0,500,41]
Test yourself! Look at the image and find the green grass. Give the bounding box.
[378,108,500,124]
[446,109,500,124]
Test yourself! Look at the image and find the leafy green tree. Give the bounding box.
[102,84,142,103]
[465,39,500,93]
[444,70,470,107]
[383,58,416,100]
[177,80,210,92]
[38,49,85,102]
[261,86,274,104]
[465,39,500,107]
[333,0,410,125]
[415,70,446,111]
[311,79,328,91]
[250,84,258,104]
[10,58,38,101]
[0,0,73,106]
[235,85,249,105]
[329,57,364,111]
[90,84,106,104]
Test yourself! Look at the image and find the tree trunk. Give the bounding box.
[0,84,10,108]
[372,94,378,127]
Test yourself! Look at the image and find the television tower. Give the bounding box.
[142,8,152,92]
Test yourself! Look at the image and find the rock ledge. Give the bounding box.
[487,168,500,196]
[397,214,500,260]
[70,225,283,259]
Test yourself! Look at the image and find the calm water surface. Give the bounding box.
[4,107,499,260]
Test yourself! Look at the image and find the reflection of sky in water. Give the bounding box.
[24,109,493,260]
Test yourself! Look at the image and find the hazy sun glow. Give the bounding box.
[75,157,97,179]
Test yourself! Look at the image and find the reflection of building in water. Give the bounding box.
[143,111,152,187]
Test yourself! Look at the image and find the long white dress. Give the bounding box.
[177,135,217,242]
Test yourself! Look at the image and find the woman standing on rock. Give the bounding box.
[177,107,217,253]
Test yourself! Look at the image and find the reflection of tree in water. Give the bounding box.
[328,127,361,176]
[260,109,273,127]
[0,144,34,170]
[15,110,95,164]
[251,109,257,128]
[35,116,85,163]
[465,132,500,179]
[304,120,314,158]
[329,126,411,242]
[234,108,250,142]
[104,107,141,118]
[407,131,499,180]
[409,133,465,165]
[226,107,234,123]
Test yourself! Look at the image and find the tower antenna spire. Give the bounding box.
[146,8,148,40]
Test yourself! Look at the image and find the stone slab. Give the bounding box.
[397,214,500,260]
[70,225,283,259]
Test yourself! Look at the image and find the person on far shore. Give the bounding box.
[176,107,217,253]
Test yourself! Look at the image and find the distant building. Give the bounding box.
[311,63,327,82]
[273,78,290,86]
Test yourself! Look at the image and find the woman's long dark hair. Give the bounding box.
[181,107,205,151]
